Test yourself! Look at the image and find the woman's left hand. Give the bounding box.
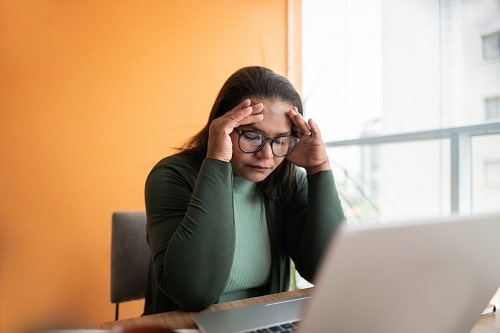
[286,107,330,175]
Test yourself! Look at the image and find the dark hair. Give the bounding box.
[183,66,304,197]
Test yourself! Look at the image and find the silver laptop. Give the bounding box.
[194,213,500,333]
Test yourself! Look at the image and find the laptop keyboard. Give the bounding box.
[245,320,301,332]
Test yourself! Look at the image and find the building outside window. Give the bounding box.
[302,0,500,223]
[482,31,500,61]
[485,96,500,120]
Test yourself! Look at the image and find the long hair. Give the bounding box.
[183,66,304,197]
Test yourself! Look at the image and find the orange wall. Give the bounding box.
[0,1,301,332]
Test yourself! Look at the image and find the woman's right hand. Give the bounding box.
[206,99,264,162]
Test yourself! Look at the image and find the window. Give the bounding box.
[482,31,500,61]
[302,0,500,222]
[485,96,500,120]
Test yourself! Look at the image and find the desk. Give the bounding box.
[90,288,499,332]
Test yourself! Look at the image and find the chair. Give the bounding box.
[110,211,149,320]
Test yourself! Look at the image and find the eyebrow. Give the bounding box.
[242,125,292,137]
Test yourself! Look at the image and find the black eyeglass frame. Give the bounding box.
[234,128,300,157]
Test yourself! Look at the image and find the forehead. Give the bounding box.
[248,98,293,134]
[250,97,292,118]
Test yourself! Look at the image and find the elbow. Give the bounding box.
[170,284,221,311]
[155,271,220,311]
[175,293,218,311]
[295,246,329,282]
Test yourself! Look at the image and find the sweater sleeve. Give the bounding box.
[145,156,235,310]
[284,169,345,281]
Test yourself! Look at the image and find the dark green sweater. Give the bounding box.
[143,151,345,315]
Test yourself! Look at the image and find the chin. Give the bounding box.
[240,172,270,183]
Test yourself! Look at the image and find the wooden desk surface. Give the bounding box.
[90,289,310,331]
[90,288,499,332]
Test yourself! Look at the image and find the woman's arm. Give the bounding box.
[145,100,264,310]
[145,156,235,310]
[284,169,345,281]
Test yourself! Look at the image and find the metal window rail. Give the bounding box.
[325,121,500,214]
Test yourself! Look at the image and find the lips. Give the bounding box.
[249,165,270,171]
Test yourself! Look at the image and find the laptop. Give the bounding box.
[194,213,500,333]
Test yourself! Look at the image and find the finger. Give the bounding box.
[303,118,325,140]
[241,98,252,106]
[226,102,264,124]
[307,118,320,135]
[242,103,265,124]
[225,105,253,123]
[288,107,311,137]
[225,99,252,120]
[250,102,264,114]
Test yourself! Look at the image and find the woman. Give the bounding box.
[143,66,345,315]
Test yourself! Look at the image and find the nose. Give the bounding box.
[255,139,274,158]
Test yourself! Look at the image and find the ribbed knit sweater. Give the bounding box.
[143,152,345,314]
[223,176,271,295]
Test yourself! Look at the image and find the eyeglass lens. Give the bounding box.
[239,131,298,156]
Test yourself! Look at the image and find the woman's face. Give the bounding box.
[230,97,294,182]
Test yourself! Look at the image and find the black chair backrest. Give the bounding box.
[110,211,149,319]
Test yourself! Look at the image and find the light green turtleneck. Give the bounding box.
[221,175,271,301]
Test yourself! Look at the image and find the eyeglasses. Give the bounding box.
[234,128,300,157]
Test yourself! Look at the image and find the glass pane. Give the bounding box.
[303,0,500,140]
[471,134,500,213]
[304,0,500,217]
[329,139,450,223]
